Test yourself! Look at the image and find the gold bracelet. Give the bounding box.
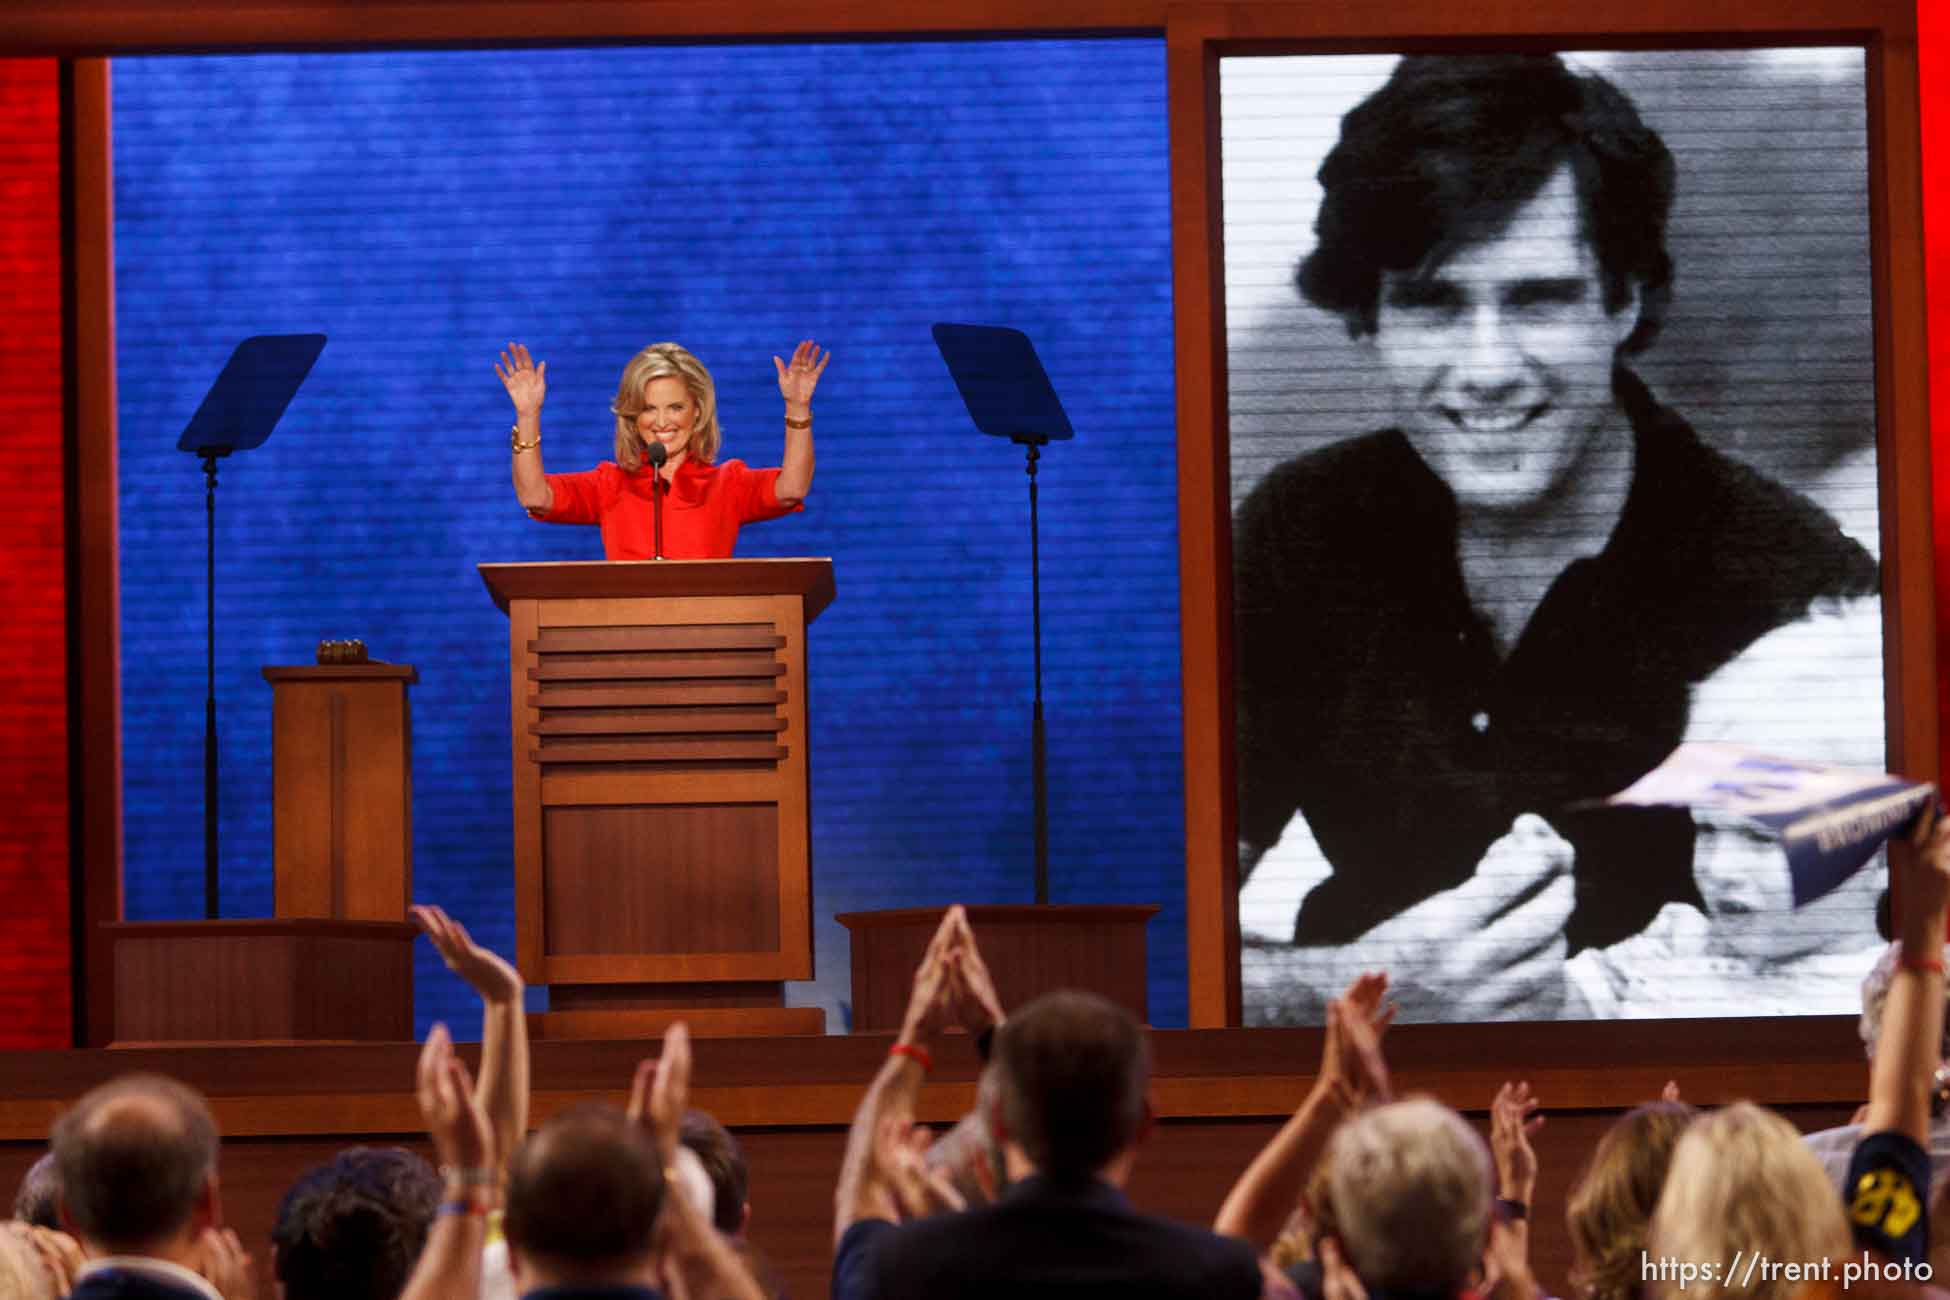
[510,424,540,452]
[783,414,812,430]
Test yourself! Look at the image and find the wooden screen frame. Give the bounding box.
[1171,0,1938,1027]
[28,0,1933,1047]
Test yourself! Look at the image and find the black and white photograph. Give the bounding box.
[1225,50,1888,1025]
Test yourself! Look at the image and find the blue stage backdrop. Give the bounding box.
[111,39,1186,1033]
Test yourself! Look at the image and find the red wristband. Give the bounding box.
[1902,956,1946,975]
[890,1042,934,1073]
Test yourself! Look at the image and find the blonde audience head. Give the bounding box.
[1648,1101,1850,1300]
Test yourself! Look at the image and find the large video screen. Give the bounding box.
[1223,50,1886,1024]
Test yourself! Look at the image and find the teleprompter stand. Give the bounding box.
[833,328,1155,1030]
[931,323,1075,905]
[175,333,327,919]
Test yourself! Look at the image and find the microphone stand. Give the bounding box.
[647,441,668,559]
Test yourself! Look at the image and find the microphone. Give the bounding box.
[645,439,667,559]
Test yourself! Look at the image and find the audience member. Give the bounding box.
[1647,1101,1850,1300]
[51,1072,253,1300]
[677,1107,791,1299]
[680,1109,750,1237]
[271,1148,442,1300]
[1318,1099,1497,1298]
[1564,1099,1696,1300]
[1803,938,1950,1191]
[494,1022,758,1300]
[832,906,1268,1299]
[12,1153,59,1231]
[1833,806,1950,1271]
[502,1105,670,1299]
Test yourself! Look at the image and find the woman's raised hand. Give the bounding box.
[774,339,830,410]
[496,342,547,417]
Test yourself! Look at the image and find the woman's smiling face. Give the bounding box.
[636,375,698,465]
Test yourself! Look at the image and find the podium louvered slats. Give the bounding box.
[532,710,786,735]
[531,683,786,709]
[525,621,789,769]
[531,654,784,681]
[529,624,785,652]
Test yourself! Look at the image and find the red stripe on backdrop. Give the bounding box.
[1925,4,1950,788]
[0,58,71,1048]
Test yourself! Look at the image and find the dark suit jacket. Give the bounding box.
[68,1265,212,1300]
[832,1174,1263,1300]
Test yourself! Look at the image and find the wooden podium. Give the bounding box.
[102,663,419,1045]
[479,560,833,1039]
[263,664,417,919]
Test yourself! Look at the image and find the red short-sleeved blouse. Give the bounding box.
[535,457,802,560]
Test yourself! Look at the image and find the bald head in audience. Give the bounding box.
[503,1103,666,1293]
[51,1074,219,1263]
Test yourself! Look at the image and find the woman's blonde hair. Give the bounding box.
[1647,1102,1851,1300]
[1566,1100,1696,1300]
[611,342,721,472]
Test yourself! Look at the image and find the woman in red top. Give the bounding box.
[496,339,827,560]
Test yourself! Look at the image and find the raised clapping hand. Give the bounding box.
[1906,803,1950,920]
[194,1226,257,1300]
[413,904,523,1007]
[417,1023,493,1174]
[900,906,970,1051]
[496,343,547,418]
[874,1116,967,1221]
[950,909,1005,1038]
[7,1222,82,1296]
[773,340,830,411]
[627,1021,692,1165]
[1320,972,1393,1110]
[1490,1081,1543,1202]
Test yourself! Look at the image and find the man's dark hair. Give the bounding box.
[271,1147,442,1300]
[504,1104,664,1269]
[680,1109,748,1234]
[51,1074,218,1252]
[1298,53,1676,353]
[992,990,1148,1180]
[13,1152,60,1229]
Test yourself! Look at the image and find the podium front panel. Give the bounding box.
[507,590,813,987]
